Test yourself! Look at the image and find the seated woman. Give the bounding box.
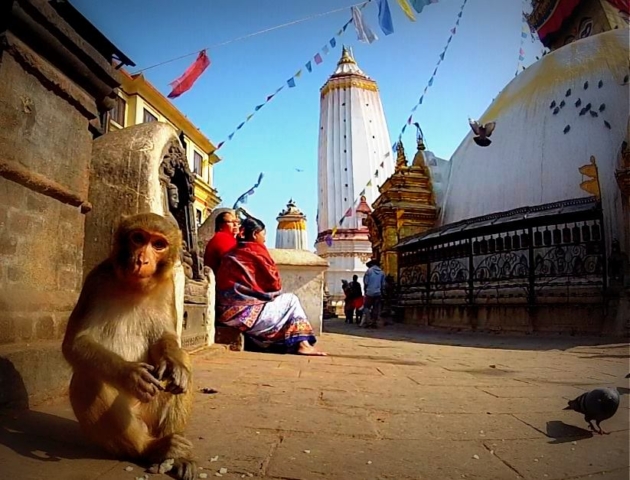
[215,217,326,356]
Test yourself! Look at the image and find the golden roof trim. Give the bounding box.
[321,77,378,97]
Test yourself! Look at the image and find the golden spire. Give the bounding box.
[412,136,427,168]
[395,141,408,172]
[338,45,357,67]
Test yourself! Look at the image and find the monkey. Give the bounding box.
[62,213,196,480]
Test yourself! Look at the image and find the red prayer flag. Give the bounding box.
[168,50,211,99]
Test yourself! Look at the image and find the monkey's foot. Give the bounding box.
[170,458,197,480]
[149,458,175,475]
[147,434,193,463]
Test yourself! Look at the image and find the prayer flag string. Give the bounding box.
[213,1,371,153]
[392,0,468,149]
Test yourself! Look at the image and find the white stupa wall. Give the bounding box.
[440,29,629,251]
[317,85,394,232]
[275,228,308,250]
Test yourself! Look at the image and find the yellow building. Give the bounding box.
[108,70,221,225]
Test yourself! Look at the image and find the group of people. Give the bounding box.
[341,259,388,328]
[204,210,326,356]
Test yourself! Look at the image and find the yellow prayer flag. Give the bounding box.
[366,180,373,187]
[332,226,338,236]
[580,179,600,198]
[578,155,600,199]
[246,114,254,121]
[295,69,303,78]
[579,164,597,177]
[397,0,416,21]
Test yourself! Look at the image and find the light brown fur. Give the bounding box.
[62,213,196,480]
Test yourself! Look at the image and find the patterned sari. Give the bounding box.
[215,241,316,351]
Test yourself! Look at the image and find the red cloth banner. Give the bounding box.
[168,50,211,99]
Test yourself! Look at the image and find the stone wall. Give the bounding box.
[0,0,122,408]
[399,304,605,335]
[269,249,328,335]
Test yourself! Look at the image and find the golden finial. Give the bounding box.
[395,141,408,172]
[338,45,357,66]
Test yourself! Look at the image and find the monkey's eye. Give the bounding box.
[130,232,146,245]
[152,239,168,251]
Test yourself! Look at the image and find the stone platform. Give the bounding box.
[0,321,628,479]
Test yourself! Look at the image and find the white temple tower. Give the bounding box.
[315,46,395,300]
[275,199,308,250]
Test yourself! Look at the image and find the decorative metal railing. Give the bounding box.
[397,199,605,306]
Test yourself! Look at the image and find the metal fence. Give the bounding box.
[397,198,606,307]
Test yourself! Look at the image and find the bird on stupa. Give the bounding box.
[468,118,496,147]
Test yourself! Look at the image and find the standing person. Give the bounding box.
[361,259,386,328]
[349,275,363,324]
[215,217,326,356]
[203,211,240,274]
[341,279,359,324]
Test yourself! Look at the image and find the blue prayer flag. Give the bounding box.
[428,77,434,86]
[305,61,313,73]
[377,0,394,35]
[330,38,337,48]
[287,77,296,88]
[254,104,264,111]
[410,0,431,13]
[521,32,528,38]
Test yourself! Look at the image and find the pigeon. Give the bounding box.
[564,387,620,435]
[469,119,496,147]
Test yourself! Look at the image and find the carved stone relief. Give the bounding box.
[159,142,203,280]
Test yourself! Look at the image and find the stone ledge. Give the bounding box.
[0,340,70,409]
[269,249,328,268]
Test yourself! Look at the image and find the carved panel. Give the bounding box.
[160,142,203,280]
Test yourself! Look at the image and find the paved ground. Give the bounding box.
[1,320,629,480]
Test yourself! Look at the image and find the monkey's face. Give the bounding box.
[112,213,182,287]
[127,230,170,279]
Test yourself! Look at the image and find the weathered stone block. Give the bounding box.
[215,325,245,352]
[269,249,328,335]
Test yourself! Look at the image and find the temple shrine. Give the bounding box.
[364,138,438,279]
[275,199,308,250]
[315,46,395,301]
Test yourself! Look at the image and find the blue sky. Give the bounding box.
[73,0,542,247]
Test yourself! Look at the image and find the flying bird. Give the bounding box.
[295,168,304,173]
[564,387,620,435]
[469,118,496,147]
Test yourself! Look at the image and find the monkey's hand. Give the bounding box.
[122,362,165,402]
[155,353,191,395]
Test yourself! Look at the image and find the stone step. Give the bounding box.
[214,325,245,352]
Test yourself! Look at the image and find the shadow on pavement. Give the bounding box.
[323,318,629,352]
[0,409,109,462]
[546,420,594,444]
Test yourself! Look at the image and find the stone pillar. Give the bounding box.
[269,249,329,335]
[86,122,214,348]
[0,0,128,407]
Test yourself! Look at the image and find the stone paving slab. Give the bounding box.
[266,434,521,480]
[1,321,629,480]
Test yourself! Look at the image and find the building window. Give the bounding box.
[196,209,202,227]
[143,108,158,123]
[193,151,203,176]
[110,96,126,127]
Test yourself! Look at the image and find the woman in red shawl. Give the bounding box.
[215,217,326,356]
